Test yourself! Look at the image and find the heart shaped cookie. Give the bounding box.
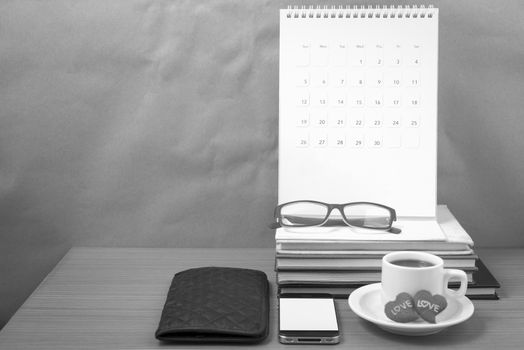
[414,290,448,323]
[384,292,419,323]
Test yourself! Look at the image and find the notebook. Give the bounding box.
[275,254,478,271]
[278,259,500,300]
[279,5,439,217]
[277,270,473,285]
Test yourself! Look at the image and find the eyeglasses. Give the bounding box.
[270,200,399,232]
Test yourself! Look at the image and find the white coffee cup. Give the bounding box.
[381,251,468,306]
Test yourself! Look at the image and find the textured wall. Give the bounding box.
[1,0,524,328]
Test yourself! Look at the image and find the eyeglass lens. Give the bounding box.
[280,202,328,226]
[343,203,392,229]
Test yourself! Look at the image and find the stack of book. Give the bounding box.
[275,205,500,299]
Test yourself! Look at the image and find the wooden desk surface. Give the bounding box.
[0,247,523,349]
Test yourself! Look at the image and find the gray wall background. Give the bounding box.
[1,0,523,328]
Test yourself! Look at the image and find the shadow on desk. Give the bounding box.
[355,317,486,346]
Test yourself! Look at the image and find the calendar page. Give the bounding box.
[279,6,439,217]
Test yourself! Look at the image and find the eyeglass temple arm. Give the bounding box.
[269,221,282,229]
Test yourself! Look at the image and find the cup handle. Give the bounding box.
[443,269,468,298]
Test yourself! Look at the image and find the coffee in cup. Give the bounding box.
[389,259,435,268]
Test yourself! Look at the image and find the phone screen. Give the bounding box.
[279,294,339,344]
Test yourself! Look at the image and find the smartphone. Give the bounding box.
[278,293,340,344]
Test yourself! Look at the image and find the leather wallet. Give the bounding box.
[155,266,270,343]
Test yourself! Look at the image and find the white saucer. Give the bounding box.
[348,283,474,336]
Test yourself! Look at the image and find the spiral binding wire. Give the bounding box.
[285,5,436,19]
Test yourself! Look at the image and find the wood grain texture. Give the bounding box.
[0,247,523,349]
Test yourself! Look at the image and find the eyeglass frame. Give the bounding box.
[271,200,397,230]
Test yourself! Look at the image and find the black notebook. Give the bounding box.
[466,259,501,300]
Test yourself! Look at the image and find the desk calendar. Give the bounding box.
[278,6,439,217]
